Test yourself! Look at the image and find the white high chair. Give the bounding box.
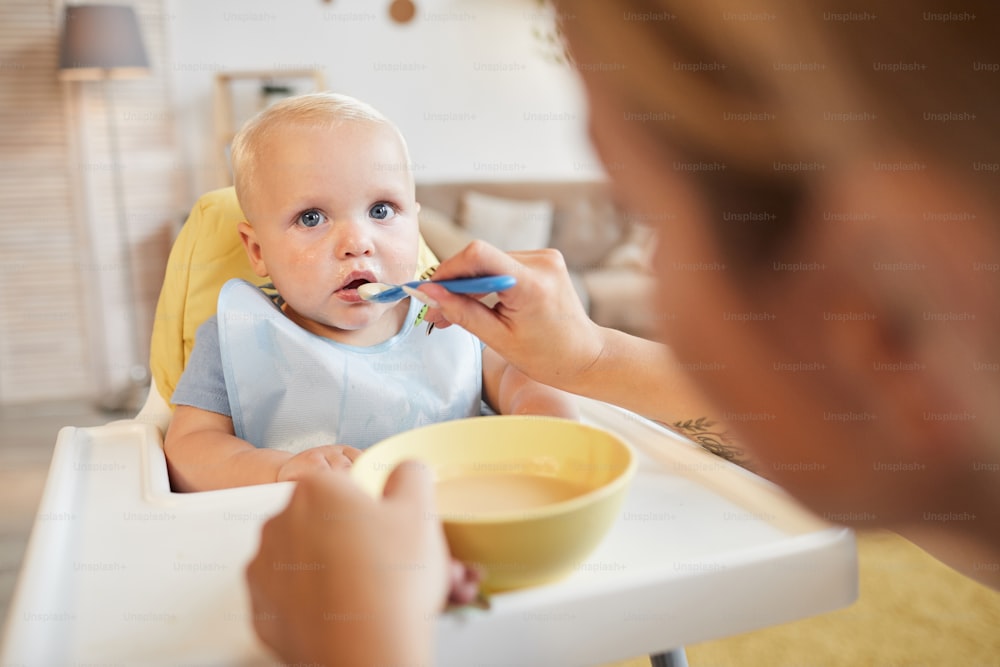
[0,187,857,666]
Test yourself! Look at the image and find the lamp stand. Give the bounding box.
[96,76,149,414]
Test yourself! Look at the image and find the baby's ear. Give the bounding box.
[238,221,269,277]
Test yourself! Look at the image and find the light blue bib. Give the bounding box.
[216,279,482,452]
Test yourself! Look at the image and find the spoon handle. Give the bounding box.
[427,275,517,295]
[367,275,516,303]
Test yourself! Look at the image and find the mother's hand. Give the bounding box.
[420,240,605,391]
[245,463,448,665]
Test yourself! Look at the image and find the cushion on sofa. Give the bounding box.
[418,205,478,260]
[413,181,655,337]
[582,268,658,340]
[600,223,657,272]
[459,191,554,251]
[548,195,624,270]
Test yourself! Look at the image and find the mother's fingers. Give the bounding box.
[420,243,570,327]
[420,242,603,390]
[420,284,512,342]
[381,459,435,505]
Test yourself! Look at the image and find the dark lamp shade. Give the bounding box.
[59,4,150,80]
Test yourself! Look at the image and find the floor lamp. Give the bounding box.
[59,4,150,413]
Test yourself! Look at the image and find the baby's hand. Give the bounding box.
[276,445,362,483]
[447,559,482,606]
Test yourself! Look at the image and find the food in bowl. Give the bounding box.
[435,473,588,514]
[351,415,635,592]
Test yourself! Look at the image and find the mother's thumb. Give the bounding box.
[382,459,435,506]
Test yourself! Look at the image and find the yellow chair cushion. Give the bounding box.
[149,186,439,408]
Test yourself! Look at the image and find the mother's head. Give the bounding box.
[558,0,1000,570]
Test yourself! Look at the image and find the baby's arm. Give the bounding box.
[164,405,360,492]
[482,347,580,419]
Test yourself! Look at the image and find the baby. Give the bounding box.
[164,92,577,492]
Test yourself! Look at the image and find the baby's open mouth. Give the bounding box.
[342,278,371,291]
[337,271,378,298]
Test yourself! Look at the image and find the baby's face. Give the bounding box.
[241,120,420,345]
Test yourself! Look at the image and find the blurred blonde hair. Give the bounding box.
[554,0,999,271]
[229,92,410,215]
[557,0,997,188]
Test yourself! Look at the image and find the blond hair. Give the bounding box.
[556,0,999,263]
[561,0,997,168]
[230,92,409,214]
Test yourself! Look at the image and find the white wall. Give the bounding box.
[164,0,603,195]
[0,0,185,405]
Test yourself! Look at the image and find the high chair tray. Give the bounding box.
[1,398,856,666]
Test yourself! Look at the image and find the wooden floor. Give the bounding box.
[0,400,113,630]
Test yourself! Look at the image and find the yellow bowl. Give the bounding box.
[351,416,636,593]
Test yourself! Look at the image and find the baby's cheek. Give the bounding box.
[387,227,421,281]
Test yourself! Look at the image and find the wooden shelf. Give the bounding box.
[212,69,326,187]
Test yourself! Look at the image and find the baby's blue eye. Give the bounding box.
[298,210,326,228]
[369,202,396,220]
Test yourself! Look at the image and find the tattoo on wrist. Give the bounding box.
[667,417,753,470]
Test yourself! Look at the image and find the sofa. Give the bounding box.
[415,181,659,339]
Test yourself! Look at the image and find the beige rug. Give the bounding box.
[606,530,1000,667]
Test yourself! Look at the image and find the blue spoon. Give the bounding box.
[357,275,517,303]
